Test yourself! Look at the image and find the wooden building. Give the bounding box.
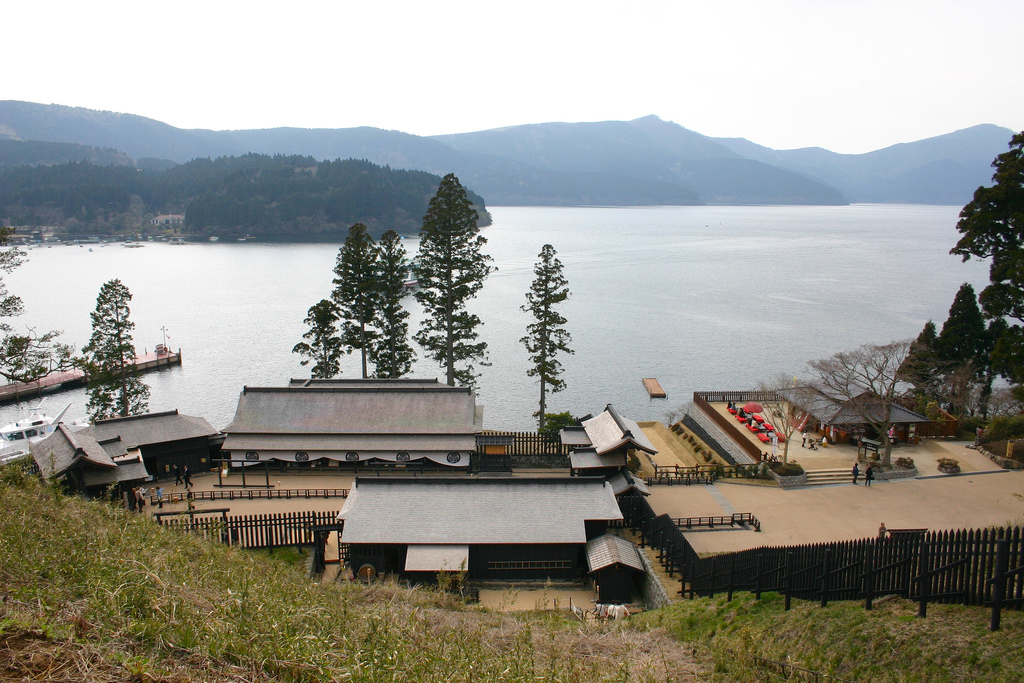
[585,534,645,603]
[221,379,482,470]
[788,388,929,445]
[31,424,150,498]
[87,410,220,478]
[564,404,657,476]
[337,477,623,582]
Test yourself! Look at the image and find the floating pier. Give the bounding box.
[642,378,666,399]
[0,349,182,405]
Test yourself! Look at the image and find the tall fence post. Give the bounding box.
[864,541,876,611]
[990,538,1010,631]
[820,548,832,608]
[918,539,930,618]
[784,551,793,611]
[754,549,762,600]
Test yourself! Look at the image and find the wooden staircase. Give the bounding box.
[802,468,854,487]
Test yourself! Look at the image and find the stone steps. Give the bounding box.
[802,468,854,486]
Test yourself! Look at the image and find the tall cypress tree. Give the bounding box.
[935,283,987,367]
[332,224,378,379]
[413,174,494,386]
[292,299,344,379]
[521,244,574,430]
[369,230,415,378]
[83,279,150,420]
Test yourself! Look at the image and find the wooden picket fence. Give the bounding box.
[616,490,1024,628]
[155,510,339,550]
[683,527,1024,629]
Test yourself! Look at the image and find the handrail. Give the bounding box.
[147,488,349,504]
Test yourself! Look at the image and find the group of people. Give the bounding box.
[125,463,193,512]
[172,464,193,490]
[851,462,875,486]
[128,485,165,512]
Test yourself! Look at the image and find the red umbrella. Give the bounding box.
[743,401,763,414]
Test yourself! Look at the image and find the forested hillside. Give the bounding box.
[0,155,489,239]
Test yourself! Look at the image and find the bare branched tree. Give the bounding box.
[756,373,801,465]
[806,340,913,467]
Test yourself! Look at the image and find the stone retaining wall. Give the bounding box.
[978,446,1024,470]
[768,469,807,488]
[874,467,918,481]
[683,402,756,465]
[636,544,673,609]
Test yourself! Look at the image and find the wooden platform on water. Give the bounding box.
[0,349,182,404]
[642,378,666,399]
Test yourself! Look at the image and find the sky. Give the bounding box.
[6,0,1023,154]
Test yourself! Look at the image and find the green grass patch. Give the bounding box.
[632,592,1024,682]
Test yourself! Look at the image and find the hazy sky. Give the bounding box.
[7,0,1023,154]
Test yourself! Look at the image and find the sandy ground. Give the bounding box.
[646,439,1024,555]
[143,438,1024,610]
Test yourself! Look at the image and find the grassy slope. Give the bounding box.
[0,469,699,682]
[634,592,1023,682]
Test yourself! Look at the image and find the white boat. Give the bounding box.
[169,237,187,245]
[0,403,79,465]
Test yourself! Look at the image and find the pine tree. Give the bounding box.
[936,283,987,367]
[521,244,573,430]
[83,279,149,420]
[369,230,415,378]
[332,224,379,378]
[413,174,494,386]
[0,227,73,382]
[292,299,344,379]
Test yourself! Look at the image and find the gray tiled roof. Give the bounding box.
[81,454,150,486]
[88,410,218,448]
[582,405,657,455]
[338,477,623,545]
[31,425,116,478]
[559,427,593,447]
[225,382,480,435]
[570,451,626,470]
[608,471,650,496]
[783,388,928,426]
[585,534,644,572]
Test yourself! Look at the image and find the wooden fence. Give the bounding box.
[480,430,571,456]
[646,463,764,486]
[692,391,782,404]
[683,526,1024,629]
[155,510,339,550]
[149,488,349,505]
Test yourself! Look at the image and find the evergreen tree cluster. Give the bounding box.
[0,154,488,238]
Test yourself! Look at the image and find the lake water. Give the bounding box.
[1,204,989,431]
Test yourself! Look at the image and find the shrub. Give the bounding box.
[894,456,915,470]
[770,461,804,476]
[937,457,961,474]
[960,415,985,438]
[983,415,1024,442]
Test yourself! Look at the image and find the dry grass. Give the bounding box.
[0,467,704,682]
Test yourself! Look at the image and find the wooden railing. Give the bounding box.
[672,513,761,532]
[148,488,349,505]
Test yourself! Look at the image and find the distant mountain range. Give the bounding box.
[0,100,1016,206]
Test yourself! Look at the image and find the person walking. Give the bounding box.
[183,466,192,491]
[173,464,183,486]
[865,465,874,487]
[852,462,860,485]
[801,431,807,448]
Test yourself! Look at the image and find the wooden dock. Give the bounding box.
[0,349,182,404]
[642,378,666,399]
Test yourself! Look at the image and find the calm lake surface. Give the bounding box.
[1,204,989,431]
